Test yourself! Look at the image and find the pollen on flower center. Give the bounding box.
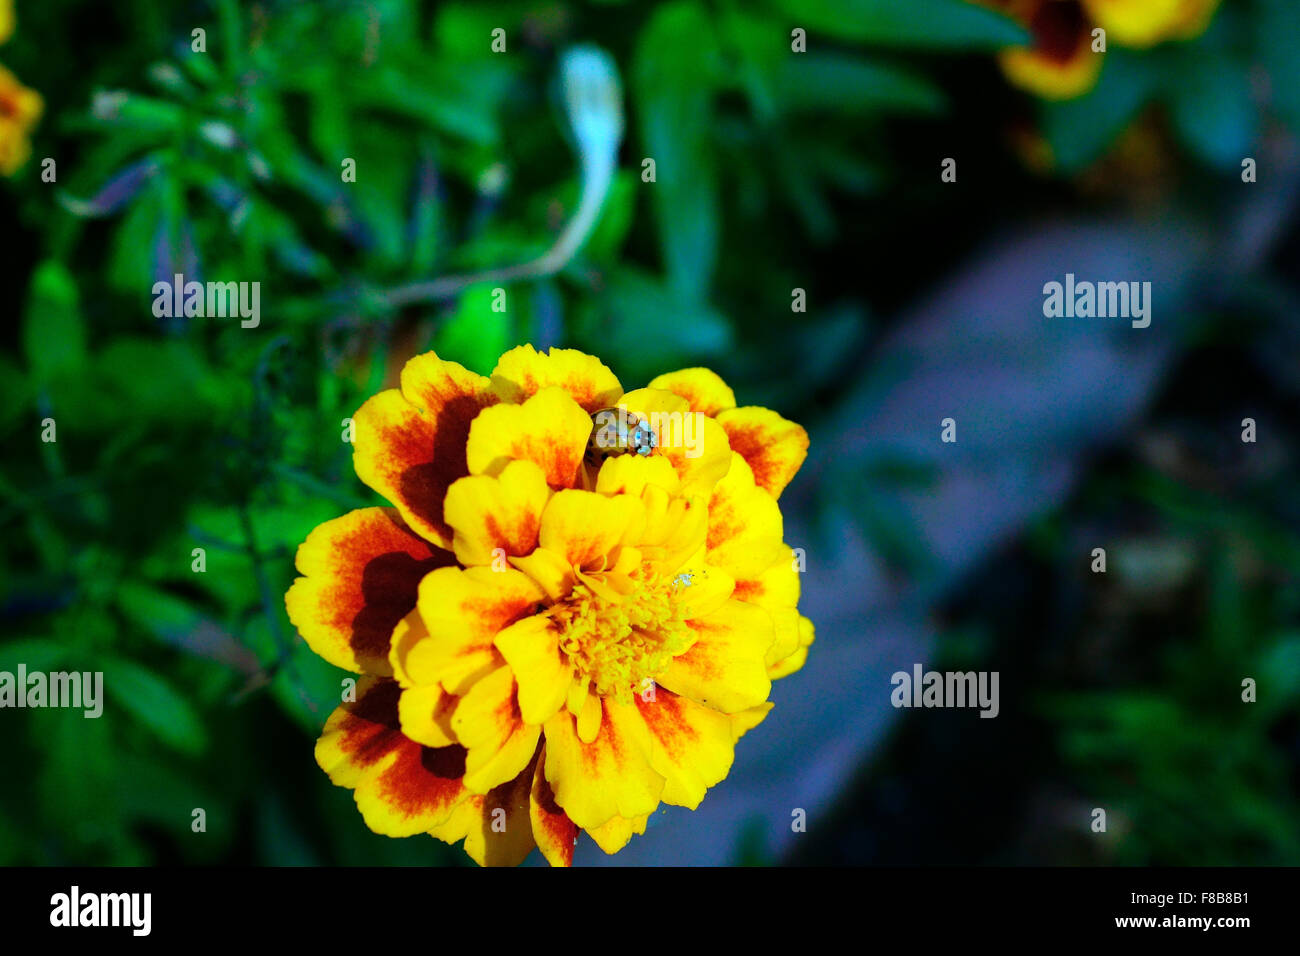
[548,568,694,700]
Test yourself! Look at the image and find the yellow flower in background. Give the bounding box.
[996,0,1102,100]
[980,0,1221,100]
[1081,0,1223,48]
[0,0,42,177]
[0,0,13,46]
[286,346,812,865]
[0,63,42,176]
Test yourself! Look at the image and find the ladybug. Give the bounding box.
[585,406,658,466]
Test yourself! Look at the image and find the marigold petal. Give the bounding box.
[732,548,801,609]
[542,696,665,830]
[315,677,471,836]
[576,690,602,744]
[715,406,808,500]
[594,453,681,498]
[397,682,459,748]
[539,489,646,570]
[508,546,575,602]
[490,345,624,413]
[706,452,788,580]
[529,746,578,867]
[494,614,572,725]
[768,614,815,680]
[587,812,650,855]
[436,753,538,867]
[635,686,736,809]
[670,556,735,618]
[451,665,541,794]
[659,599,774,714]
[466,386,592,489]
[646,367,737,417]
[352,354,495,549]
[391,566,545,694]
[444,459,550,568]
[286,507,454,675]
[998,45,1101,100]
[636,486,709,574]
[729,701,773,742]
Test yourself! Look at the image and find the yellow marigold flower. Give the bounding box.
[984,0,1103,100]
[979,0,1219,100]
[286,347,812,865]
[0,63,42,176]
[1081,0,1222,48]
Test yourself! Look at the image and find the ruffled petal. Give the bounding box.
[529,746,578,867]
[508,546,575,602]
[659,599,774,713]
[397,681,459,748]
[587,812,650,855]
[435,752,538,866]
[729,702,773,742]
[732,548,801,609]
[646,367,737,417]
[443,459,550,567]
[390,566,545,694]
[450,665,542,793]
[490,345,623,413]
[466,386,593,489]
[768,614,815,680]
[594,453,681,498]
[542,696,665,830]
[635,686,736,809]
[715,406,809,500]
[706,452,788,581]
[315,677,470,836]
[352,353,496,549]
[495,613,573,725]
[538,489,646,571]
[286,508,455,675]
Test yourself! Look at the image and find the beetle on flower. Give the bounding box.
[286,345,812,865]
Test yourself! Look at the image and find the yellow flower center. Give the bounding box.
[548,567,694,700]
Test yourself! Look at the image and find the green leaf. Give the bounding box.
[634,2,722,302]
[775,53,945,115]
[769,0,1028,48]
[116,582,205,641]
[23,261,87,383]
[101,655,208,755]
[95,338,233,423]
[434,284,513,375]
[89,89,186,135]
